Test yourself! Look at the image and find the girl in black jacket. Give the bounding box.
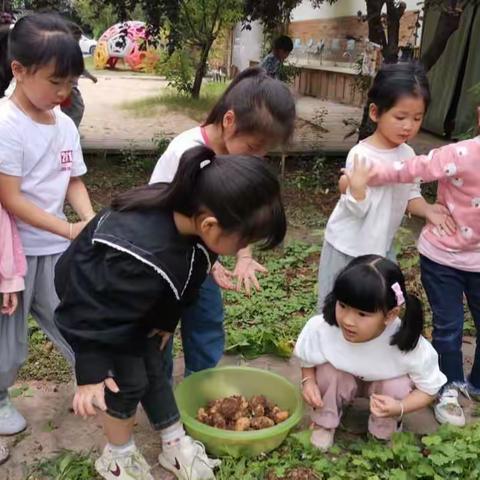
[54,145,286,480]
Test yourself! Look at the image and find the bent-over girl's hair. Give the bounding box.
[0,12,84,97]
[112,145,287,250]
[323,255,424,352]
[203,66,296,146]
[368,62,430,117]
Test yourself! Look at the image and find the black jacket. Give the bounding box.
[54,208,217,385]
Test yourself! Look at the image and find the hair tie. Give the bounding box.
[391,282,405,307]
[200,159,211,169]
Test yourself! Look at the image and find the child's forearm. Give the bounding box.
[401,389,435,414]
[407,197,429,219]
[0,174,70,238]
[301,366,317,383]
[66,177,95,221]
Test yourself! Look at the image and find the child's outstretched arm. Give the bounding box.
[369,143,466,186]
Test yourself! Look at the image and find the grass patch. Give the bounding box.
[26,450,100,480]
[83,55,150,77]
[121,81,229,121]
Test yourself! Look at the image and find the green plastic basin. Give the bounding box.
[174,366,303,458]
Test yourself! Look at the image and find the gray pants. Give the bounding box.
[0,254,74,400]
[317,241,397,312]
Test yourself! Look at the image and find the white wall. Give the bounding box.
[291,0,421,22]
[231,21,263,71]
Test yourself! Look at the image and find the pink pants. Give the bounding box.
[313,363,412,440]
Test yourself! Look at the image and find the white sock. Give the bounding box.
[107,438,136,455]
[161,421,186,447]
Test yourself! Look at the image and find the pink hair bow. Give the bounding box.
[391,282,405,307]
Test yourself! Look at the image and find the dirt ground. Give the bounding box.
[1,343,478,480]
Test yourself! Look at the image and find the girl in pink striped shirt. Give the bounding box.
[346,110,480,427]
[0,202,26,465]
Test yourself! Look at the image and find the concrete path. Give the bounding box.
[76,74,447,156]
[1,340,477,480]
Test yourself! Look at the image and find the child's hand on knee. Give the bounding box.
[73,378,119,418]
[302,379,323,408]
[370,394,402,418]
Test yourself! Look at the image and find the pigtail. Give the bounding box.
[390,293,424,352]
[112,145,215,212]
[0,25,12,97]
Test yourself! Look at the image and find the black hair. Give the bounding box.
[323,255,424,352]
[112,145,287,250]
[368,62,431,117]
[0,25,10,96]
[273,35,293,53]
[0,13,84,97]
[203,66,296,146]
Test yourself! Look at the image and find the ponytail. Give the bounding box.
[0,25,12,97]
[112,145,286,250]
[389,293,424,352]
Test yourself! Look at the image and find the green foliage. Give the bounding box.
[223,242,320,358]
[277,63,301,85]
[160,48,195,95]
[218,424,480,479]
[73,0,118,38]
[27,450,100,480]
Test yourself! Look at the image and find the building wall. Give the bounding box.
[231,21,263,72]
[289,11,420,48]
[291,0,421,21]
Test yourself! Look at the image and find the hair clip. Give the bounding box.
[391,282,405,307]
[200,159,211,169]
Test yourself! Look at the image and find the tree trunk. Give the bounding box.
[421,8,462,72]
[383,0,406,63]
[191,41,213,99]
[366,0,386,48]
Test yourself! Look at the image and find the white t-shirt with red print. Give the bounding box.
[0,100,87,256]
[150,126,208,184]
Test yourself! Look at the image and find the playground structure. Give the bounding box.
[94,20,159,71]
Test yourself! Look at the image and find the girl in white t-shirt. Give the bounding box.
[0,14,94,438]
[317,62,455,309]
[150,67,296,381]
[295,255,446,450]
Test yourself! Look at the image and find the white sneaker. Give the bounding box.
[158,436,221,480]
[0,397,27,435]
[434,388,466,427]
[310,427,335,451]
[95,445,154,480]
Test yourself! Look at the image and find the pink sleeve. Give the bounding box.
[370,143,461,186]
[0,205,27,293]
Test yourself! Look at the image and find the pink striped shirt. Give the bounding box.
[370,137,480,271]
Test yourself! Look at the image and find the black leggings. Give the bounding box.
[105,336,180,430]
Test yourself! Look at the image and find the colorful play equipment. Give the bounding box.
[94,21,158,71]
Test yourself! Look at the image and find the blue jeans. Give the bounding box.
[166,274,224,378]
[420,255,480,388]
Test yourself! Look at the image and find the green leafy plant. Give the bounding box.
[159,48,195,96]
[27,450,100,480]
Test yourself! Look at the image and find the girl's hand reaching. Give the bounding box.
[424,203,456,236]
[233,256,267,295]
[302,379,323,409]
[211,262,235,290]
[1,292,18,316]
[341,155,374,201]
[370,394,402,418]
[73,378,120,418]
